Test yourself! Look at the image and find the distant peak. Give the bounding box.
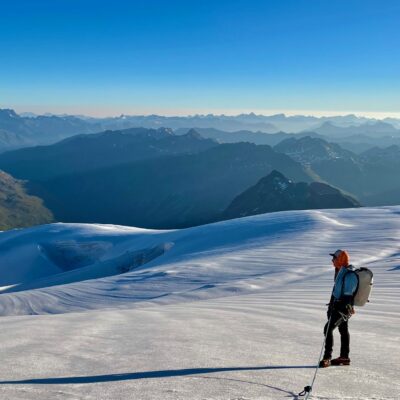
[268,169,287,179]
[184,129,203,139]
[260,170,292,190]
[0,108,19,119]
[367,120,394,128]
[157,127,174,136]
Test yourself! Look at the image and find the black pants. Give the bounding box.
[323,310,350,359]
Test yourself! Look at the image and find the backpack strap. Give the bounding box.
[341,266,358,304]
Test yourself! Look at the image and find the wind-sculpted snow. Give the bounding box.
[0,207,399,316]
[0,208,399,399]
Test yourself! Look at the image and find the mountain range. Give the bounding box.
[0,127,217,180]
[1,110,400,230]
[273,136,400,205]
[0,109,102,151]
[174,127,325,146]
[2,108,400,154]
[1,125,400,229]
[25,141,312,228]
[309,120,400,137]
[175,126,400,154]
[0,127,316,228]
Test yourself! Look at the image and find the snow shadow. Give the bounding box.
[0,365,315,385]
[39,241,112,271]
[4,242,174,294]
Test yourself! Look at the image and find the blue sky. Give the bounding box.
[1,0,400,116]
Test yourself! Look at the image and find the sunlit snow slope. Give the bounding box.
[0,207,399,316]
[0,207,399,399]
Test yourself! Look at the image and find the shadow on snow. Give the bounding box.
[0,365,315,385]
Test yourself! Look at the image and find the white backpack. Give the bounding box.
[350,267,374,306]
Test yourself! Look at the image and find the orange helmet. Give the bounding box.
[330,249,350,268]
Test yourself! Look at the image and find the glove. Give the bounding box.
[342,303,355,318]
[334,298,355,319]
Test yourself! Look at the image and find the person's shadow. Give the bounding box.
[0,365,315,399]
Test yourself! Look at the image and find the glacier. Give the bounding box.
[0,207,398,399]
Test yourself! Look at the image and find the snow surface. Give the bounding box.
[0,207,399,399]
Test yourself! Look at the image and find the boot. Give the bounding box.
[318,358,331,368]
[331,356,350,366]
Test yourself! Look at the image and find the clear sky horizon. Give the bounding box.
[1,0,400,117]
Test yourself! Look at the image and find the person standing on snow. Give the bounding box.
[319,249,358,368]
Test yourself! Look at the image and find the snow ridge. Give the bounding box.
[0,207,399,317]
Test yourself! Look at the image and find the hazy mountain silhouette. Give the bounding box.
[174,127,400,154]
[359,144,400,164]
[310,121,400,137]
[0,109,101,151]
[274,136,400,205]
[174,127,324,146]
[331,135,400,154]
[0,127,217,180]
[2,108,400,153]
